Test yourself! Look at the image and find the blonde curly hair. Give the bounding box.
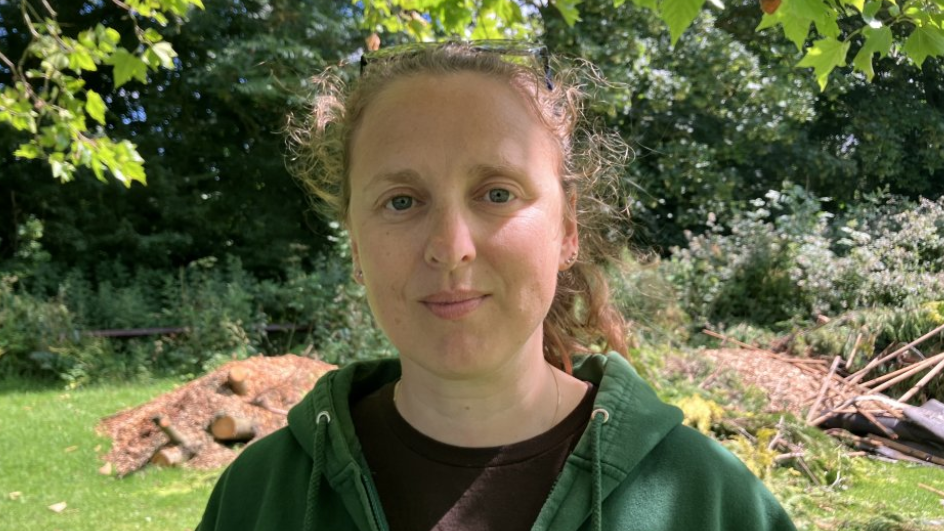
[288,42,632,371]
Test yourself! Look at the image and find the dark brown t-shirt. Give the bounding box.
[351,381,597,531]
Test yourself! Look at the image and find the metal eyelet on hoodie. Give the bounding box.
[317,411,332,424]
[591,408,610,423]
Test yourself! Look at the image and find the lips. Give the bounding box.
[420,290,488,320]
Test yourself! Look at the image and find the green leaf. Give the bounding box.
[840,0,864,12]
[85,90,107,125]
[68,47,98,73]
[663,0,707,45]
[107,48,148,88]
[144,42,178,70]
[614,0,627,6]
[555,0,582,25]
[143,28,164,43]
[852,25,892,81]
[13,143,42,160]
[902,25,944,68]
[862,0,881,20]
[755,0,813,52]
[796,36,850,90]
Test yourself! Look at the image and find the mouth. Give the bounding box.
[420,291,489,320]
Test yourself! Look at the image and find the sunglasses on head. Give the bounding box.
[359,39,553,90]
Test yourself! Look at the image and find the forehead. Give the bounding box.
[349,72,553,169]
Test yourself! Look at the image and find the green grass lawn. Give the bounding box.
[0,379,219,531]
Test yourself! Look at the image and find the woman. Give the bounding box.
[198,41,796,531]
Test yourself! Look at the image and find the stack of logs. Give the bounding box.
[151,366,263,467]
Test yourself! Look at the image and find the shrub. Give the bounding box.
[0,232,393,385]
[669,185,944,330]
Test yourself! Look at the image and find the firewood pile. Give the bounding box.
[703,325,944,469]
[96,355,336,477]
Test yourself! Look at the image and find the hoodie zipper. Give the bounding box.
[360,475,390,531]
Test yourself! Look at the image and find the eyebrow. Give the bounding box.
[362,162,530,193]
[467,162,528,181]
[364,169,423,192]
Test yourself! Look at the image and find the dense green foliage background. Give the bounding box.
[1,0,943,386]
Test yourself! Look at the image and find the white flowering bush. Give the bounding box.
[668,186,944,329]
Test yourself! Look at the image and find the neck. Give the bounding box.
[394,342,579,447]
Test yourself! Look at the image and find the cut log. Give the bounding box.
[228,366,250,396]
[151,445,191,467]
[211,414,256,442]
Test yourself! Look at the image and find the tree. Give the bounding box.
[0,0,363,278]
[3,0,942,183]
[0,0,203,185]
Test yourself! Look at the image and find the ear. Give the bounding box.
[349,228,364,284]
[559,193,579,271]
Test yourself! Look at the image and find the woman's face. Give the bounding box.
[347,72,578,380]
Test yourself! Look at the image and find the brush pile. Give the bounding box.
[96,355,336,477]
[704,324,944,469]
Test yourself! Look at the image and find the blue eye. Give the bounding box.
[487,188,514,203]
[386,195,414,211]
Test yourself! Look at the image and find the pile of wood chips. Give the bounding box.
[96,355,336,477]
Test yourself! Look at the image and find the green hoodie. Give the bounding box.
[198,353,797,530]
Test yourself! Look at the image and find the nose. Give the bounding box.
[424,206,477,269]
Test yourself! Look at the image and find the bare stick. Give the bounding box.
[861,351,944,389]
[854,403,898,440]
[702,329,760,350]
[898,356,944,403]
[152,415,191,448]
[846,333,863,369]
[918,483,944,498]
[848,322,944,385]
[868,356,943,395]
[807,356,842,423]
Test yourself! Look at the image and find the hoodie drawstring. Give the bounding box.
[589,408,609,531]
[303,411,332,530]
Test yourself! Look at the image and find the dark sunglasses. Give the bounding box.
[359,39,553,90]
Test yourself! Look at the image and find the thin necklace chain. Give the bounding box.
[393,363,562,431]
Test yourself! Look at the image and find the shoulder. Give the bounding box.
[605,425,796,530]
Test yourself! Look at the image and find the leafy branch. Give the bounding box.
[0,0,204,185]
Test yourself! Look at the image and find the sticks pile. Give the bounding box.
[704,324,944,468]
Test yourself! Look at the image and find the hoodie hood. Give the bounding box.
[286,353,682,531]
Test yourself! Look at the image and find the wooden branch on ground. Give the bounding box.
[899,356,944,403]
[846,333,863,368]
[152,415,192,449]
[918,483,944,498]
[863,435,944,467]
[860,351,944,389]
[702,329,761,350]
[211,414,256,442]
[807,356,841,423]
[250,396,288,416]
[847,323,944,385]
[854,403,898,440]
[866,353,944,395]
